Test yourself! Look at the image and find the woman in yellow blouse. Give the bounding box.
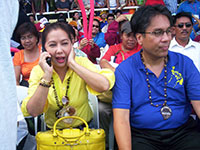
[21,22,115,129]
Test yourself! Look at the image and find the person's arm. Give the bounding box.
[14,66,21,85]
[113,108,131,150]
[88,40,101,59]
[106,0,110,10]
[100,59,115,72]
[68,47,110,93]
[191,100,200,119]
[26,52,53,117]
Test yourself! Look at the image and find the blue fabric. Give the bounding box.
[112,51,200,130]
[177,0,200,18]
[93,32,106,48]
[163,0,177,14]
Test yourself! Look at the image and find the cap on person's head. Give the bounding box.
[69,21,77,28]
[34,22,45,33]
[121,21,132,34]
[100,11,106,16]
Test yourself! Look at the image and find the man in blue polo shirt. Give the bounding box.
[112,5,200,150]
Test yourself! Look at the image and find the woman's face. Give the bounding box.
[44,28,72,69]
[92,20,100,35]
[20,32,38,50]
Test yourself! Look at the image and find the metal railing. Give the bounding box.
[27,6,140,21]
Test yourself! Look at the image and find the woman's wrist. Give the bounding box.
[39,78,52,88]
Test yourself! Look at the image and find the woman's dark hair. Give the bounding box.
[42,22,73,51]
[72,11,80,20]
[107,13,115,20]
[93,18,101,33]
[15,22,39,44]
[57,13,66,23]
[130,5,173,37]
[67,23,76,39]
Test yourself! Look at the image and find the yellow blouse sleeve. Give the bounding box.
[75,57,115,95]
[21,65,49,117]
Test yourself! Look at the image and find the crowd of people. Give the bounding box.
[10,0,200,150]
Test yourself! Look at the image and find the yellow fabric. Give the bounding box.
[21,56,115,129]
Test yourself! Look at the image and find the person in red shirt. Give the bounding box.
[98,21,141,148]
[100,21,141,72]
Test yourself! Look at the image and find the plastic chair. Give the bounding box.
[16,85,28,104]
[16,85,39,135]
[88,92,100,129]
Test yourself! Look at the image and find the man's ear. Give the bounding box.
[136,33,143,46]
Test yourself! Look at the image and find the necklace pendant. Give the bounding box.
[160,105,172,120]
[62,96,69,105]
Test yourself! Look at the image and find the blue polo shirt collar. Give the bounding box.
[136,50,179,73]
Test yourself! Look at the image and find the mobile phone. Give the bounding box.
[46,57,51,66]
[42,47,52,66]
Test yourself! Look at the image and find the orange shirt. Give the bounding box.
[13,48,40,81]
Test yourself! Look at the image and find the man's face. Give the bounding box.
[136,14,172,59]
[92,20,100,35]
[107,16,114,25]
[174,16,192,42]
[121,32,137,50]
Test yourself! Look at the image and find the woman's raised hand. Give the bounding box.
[39,52,53,80]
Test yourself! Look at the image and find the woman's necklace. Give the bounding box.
[140,51,172,120]
[52,77,76,124]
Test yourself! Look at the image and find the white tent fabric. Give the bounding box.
[0,0,19,149]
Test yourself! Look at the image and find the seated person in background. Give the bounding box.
[102,13,115,33]
[100,21,141,71]
[95,0,107,8]
[55,0,70,11]
[92,18,107,48]
[71,11,82,31]
[169,12,200,72]
[78,19,106,63]
[68,22,87,57]
[177,0,200,40]
[113,5,200,150]
[13,22,40,87]
[99,11,108,29]
[106,0,119,13]
[21,22,115,130]
[31,0,46,15]
[78,37,100,64]
[98,21,141,148]
[105,14,128,46]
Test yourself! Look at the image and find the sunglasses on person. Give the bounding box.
[93,25,99,28]
[175,23,192,28]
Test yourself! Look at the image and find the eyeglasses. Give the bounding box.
[93,25,99,28]
[140,28,172,37]
[20,35,34,41]
[175,23,192,28]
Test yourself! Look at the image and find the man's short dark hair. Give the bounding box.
[173,12,193,25]
[107,13,115,20]
[130,5,173,37]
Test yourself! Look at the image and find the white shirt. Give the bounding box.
[169,37,200,72]
[0,0,19,149]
